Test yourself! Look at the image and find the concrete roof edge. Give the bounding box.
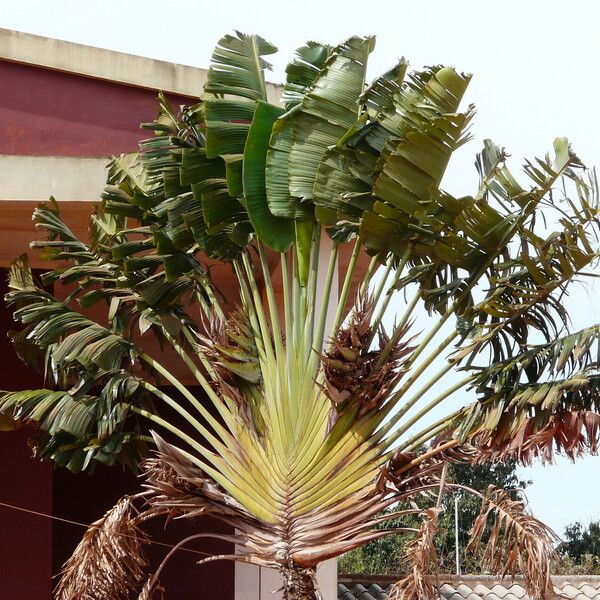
[0,27,282,101]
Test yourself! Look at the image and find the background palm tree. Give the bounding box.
[1,31,599,600]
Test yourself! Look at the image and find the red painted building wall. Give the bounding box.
[0,274,53,598]
[0,57,234,599]
[0,59,192,158]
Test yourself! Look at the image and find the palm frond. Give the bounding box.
[450,323,600,464]
[389,508,441,600]
[0,380,147,471]
[455,375,600,464]
[465,486,557,600]
[55,496,149,600]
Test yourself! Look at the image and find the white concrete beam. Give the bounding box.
[0,28,282,103]
[0,155,107,201]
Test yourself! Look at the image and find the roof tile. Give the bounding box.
[457,583,475,596]
[338,576,600,600]
[580,583,600,598]
[562,583,587,598]
[472,583,491,596]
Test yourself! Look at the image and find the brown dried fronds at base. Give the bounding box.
[55,495,149,600]
[389,507,441,600]
[466,485,558,600]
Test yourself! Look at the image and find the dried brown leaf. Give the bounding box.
[471,410,600,465]
[55,496,149,600]
[389,507,441,600]
[466,485,558,600]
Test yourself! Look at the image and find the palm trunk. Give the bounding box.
[282,564,322,600]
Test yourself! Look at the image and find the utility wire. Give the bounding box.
[0,500,211,557]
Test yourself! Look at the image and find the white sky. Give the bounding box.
[2,0,600,537]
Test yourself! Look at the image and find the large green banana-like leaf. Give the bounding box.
[311,65,473,255]
[204,31,277,101]
[281,41,331,110]
[242,100,294,251]
[360,69,473,257]
[202,32,300,253]
[311,60,408,225]
[266,36,375,218]
[204,32,274,161]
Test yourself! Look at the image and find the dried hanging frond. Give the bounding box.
[389,507,441,600]
[55,496,149,600]
[466,485,558,600]
[453,368,600,466]
[323,296,414,420]
[472,409,600,465]
[434,441,481,464]
[137,578,165,600]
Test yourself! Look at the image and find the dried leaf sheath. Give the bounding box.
[55,496,149,600]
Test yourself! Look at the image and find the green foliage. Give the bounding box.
[339,460,528,575]
[560,521,600,563]
[553,554,600,576]
[554,520,600,575]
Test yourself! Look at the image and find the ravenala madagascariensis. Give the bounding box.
[2,32,599,600]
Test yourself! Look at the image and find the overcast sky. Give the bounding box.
[2,0,600,537]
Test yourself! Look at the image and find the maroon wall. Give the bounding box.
[52,396,235,600]
[1,288,236,600]
[0,269,53,599]
[0,60,194,158]
[0,59,235,598]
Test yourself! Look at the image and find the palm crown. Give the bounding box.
[2,31,599,600]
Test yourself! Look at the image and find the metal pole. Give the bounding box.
[454,494,461,576]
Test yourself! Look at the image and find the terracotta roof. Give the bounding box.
[338,575,600,600]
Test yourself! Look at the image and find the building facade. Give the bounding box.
[0,27,351,600]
